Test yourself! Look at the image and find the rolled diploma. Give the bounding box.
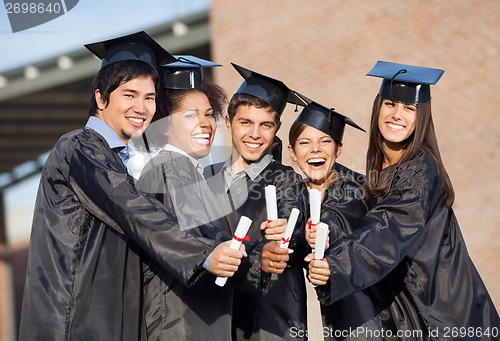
[314,222,329,260]
[265,185,278,221]
[309,188,321,225]
[279,208,300,249]
[215,216,252,287]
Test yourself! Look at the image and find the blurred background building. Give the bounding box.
[0,1,498,339]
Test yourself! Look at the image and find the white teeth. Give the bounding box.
[244,142,260,149]
[193,133,210,139]
[127,117,143,124]
[308,158,326,164]
[192,133,211,145]
[387,122,404,130]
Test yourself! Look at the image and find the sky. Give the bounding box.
[0,0,211,72]
[1,0,211,241]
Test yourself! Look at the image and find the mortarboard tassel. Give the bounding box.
[390,69,407,101]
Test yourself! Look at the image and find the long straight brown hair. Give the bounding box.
[365,94,455,207]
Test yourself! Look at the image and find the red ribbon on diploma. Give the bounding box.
[281,237,290,244]
[233,235,250,242]
[308,221,320,230]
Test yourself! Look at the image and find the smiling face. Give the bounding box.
[288,125,341,186]
[378,99,417,153]
[165,91,216,160]
[226,104,280,171]
[95,76,156,145]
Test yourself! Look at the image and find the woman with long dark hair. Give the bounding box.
[307,61,499,339]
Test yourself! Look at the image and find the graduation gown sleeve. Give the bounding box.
[19,129,218,341]
[137,151,233,340]
[319,172,391,340]
[316,150,499,335]
[69,130,216,284]
[224,163,310,341]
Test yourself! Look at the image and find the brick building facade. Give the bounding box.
[210,0,500,307]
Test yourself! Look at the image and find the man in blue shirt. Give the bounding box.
[19,31,244,341]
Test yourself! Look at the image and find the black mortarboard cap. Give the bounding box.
[84,31,177,70]
[231,63,307,115]
[367,61,444,103]
[295,100,365,144]
[159,55,222,89]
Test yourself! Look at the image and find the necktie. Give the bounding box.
[195,163,204,177]
[113,147,130,165]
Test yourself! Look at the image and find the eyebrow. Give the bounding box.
[180,107,214,113]
[299,136,331,141]
[238,117,276,125]
[262,120,276,126]
[122,88,156,96]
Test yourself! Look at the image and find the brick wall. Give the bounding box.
[211,0,500,307]
[0,255,14,341]
[0,260,7,340]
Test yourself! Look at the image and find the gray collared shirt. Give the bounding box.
[221,153,273,192]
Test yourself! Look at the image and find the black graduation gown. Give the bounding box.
[19,129,216,341]
[319,169,385,341]
[317,150,500,340]
[206,160,309,341]
[137,150,233,340]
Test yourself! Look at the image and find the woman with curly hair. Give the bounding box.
[133,56,237,340]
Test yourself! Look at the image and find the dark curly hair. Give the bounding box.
[136,81,227,151]
[153,81,226,123]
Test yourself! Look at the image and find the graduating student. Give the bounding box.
[205,64,310,340]
[308,61,500,339]
[19,32,244,341]
[262,100,386,340]
[134,56,236,340]
[135,55,228,229]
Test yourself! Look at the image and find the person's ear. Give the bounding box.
[275,120,282,133]
[225,115,232,134]
[95,89,106,110]
[336,143,343,158]
[288,144,297,162]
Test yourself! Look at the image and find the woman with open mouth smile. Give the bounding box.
[288,115,342,191]
[133,56,246,341]
[285,99,382,340]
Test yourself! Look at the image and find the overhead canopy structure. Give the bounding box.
[0,10,212,341]
[0,10,211,189]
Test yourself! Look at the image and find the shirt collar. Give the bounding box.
[85,116,130,164]
[223,153,273,181]
[85,116,125,149]
[163,144,204,176]
[162,144,199,169]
